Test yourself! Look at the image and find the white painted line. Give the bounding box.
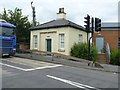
[47,75,85,88]
[47,75,99,89]
[25,65,63,71]
[0,63,62,71]
[2,59,29,66]
[0,63,26,71]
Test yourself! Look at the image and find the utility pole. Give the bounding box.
[31,1,36,26]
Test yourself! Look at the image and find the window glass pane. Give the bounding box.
[79,34,83,42]
[0,27,14,36]
[59,34,64,49]
[119,37,120,40]
[34,35,37,49]
[61,42,64,48]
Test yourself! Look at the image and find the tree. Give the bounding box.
[0,7,32,43]
[0,8,9,21]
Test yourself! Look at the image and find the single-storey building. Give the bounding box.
[30,8,89,55]
[93,22,120,53]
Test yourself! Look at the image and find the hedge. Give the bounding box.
[70,43,98,62]
[110,49,120,65]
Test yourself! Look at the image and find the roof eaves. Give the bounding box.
[67,24,86,32]
[30,25,69,31]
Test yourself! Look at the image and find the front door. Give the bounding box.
[46,39,52,52]
[96,37,104,53]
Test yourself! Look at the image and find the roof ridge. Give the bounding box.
[65,19,82,26]
[38,20,56,26]
[65,19,84,29]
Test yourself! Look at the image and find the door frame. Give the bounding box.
[96,36,104,53]
[46,39,52,52]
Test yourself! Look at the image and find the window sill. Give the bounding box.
[58,49,65,52]
[32,49,38,51]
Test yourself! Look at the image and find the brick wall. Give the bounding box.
[19,43,30,50]
[92,30,119,51]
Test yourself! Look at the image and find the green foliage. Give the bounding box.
[70,43,98,62]
[110,49,120,65]
[0,8,32,43]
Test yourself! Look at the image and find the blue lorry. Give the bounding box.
[0,20,16,57]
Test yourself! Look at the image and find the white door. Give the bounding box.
[96,37,104,53]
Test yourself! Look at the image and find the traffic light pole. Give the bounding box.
[88,17,94,60]
[84,15,101,60]
[88,37,92,60]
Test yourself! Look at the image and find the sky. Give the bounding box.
[0,0,119,26]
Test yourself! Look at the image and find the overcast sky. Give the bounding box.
[0,0,119,26]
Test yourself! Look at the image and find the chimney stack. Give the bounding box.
[57,8,66,19]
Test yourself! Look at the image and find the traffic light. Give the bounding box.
[95,18,101,32]
[84,14,90,32]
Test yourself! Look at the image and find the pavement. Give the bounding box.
[15,53,120,73]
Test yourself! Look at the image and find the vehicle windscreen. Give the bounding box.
[0,26,15,36]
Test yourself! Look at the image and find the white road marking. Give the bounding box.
[2,59,29,66]
[25,65,63,71]
[47,75,99,89]
[0,63,62,71]
[0,63,26,71]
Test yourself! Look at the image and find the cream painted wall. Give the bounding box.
[30,27,69,55]
[40,30,57,52]
[57,27,69,55]
[68,27,88,55]
[30,27,87,55]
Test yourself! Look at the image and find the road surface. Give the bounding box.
[1,57,118,89]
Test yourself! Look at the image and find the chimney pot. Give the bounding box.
[57,8,66,19]
[59,8,64,13]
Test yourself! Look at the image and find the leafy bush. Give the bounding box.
[110,49,120,65]
[70,43,98,62]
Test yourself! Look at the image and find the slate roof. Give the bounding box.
[101,22,120,30]
[30,19,86,32]
[101,22,120,27]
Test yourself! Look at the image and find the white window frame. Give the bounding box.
[33,35,38,49]
[78,34,83,43]
[59,34,65,50]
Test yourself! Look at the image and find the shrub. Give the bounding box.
[70,43,98,62]
[110,49,120,65]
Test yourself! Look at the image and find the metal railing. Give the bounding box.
[106,43,111,63]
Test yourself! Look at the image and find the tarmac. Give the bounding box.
[15,53,119,73]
